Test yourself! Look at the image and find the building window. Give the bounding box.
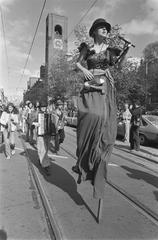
[54,25,62,36]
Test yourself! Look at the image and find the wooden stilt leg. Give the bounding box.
[97,198,103,223]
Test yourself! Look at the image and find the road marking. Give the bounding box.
[108,163,119,167]
[48,154,68,159]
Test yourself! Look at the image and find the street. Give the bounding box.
[0,127,158,240]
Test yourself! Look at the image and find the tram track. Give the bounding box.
[60,143,158,227]
[114,145,158,164]
[19,129,158,240]
[65,129,158,175]
[19,132,62,240]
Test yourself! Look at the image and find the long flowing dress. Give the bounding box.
[74,42,121,199]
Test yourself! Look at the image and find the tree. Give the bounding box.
[49,53,70,103]
[142,42,158,107]
[143,41,158,60]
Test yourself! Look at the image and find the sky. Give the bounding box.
[0,0,158,100]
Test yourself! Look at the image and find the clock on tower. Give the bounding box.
[53,38,63,50]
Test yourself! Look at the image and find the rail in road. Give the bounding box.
[66,130,158,174]
[19,132,58,240]
[66,129,158,164]
[63,129,158,226]
[19,129,158,239]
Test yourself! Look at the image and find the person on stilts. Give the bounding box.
[72,18,131,222]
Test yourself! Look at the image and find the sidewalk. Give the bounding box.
[115,139,158,163]
[0,132,51,240]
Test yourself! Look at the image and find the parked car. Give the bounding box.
[117,115,158,145]
[146,109,158,116]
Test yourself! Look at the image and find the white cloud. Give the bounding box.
[0,17,33,93]
[105,0,125,11]
[31,69,40,78]
[18,68,31,76]
[8,19,31,48]
[122,0,158,35]
[122,19,158,35]
[145,0,158,21]
[0,0,15,4]
[0,0,17,11]
[78,0,125,30]
[53,6,66,16]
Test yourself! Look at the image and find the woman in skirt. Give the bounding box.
[72,18,130,198]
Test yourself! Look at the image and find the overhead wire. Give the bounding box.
[0,6,9,83]
[67,0,99,39]
[17,0,47,90]
[17,0,99,93]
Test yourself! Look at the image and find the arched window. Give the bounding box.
[54,25,62,36]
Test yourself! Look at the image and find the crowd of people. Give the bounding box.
[0,99,66,175]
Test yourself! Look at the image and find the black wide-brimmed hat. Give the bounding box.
[7,102,15,108]
[89,18,111,37]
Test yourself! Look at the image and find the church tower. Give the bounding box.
[45,13,68,101]
[45,13,68,73]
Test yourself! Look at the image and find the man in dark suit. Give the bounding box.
[130,100,142,151]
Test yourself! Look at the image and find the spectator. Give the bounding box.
[130,100,142,151]
[25,101,34,143]
[18,106,23,130]
[122,103,132,143]
[55,101,65,151]
[0,100,4,144]
[0,102,18,159]
[22,101,30,133]
[32,107,51,176]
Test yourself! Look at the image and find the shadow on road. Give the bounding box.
[23,147,98,222]
[153,191,158,201]
[115,143,158,158]
[121,165,158,189]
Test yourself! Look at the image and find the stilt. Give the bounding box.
[97,198,103,223]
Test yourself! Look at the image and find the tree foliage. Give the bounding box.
[143,41,158,61]
[142,41,158,106]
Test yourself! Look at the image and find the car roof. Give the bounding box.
[143,114,158,119]
[142,114,158,124]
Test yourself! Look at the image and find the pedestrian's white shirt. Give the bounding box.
[123,109,132,122]
[0,111,18,131]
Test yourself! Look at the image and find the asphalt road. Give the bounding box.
[0,127,158,240]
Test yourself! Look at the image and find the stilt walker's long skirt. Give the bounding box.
[76,73,117,198]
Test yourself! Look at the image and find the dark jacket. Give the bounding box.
[131,106,142,126]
